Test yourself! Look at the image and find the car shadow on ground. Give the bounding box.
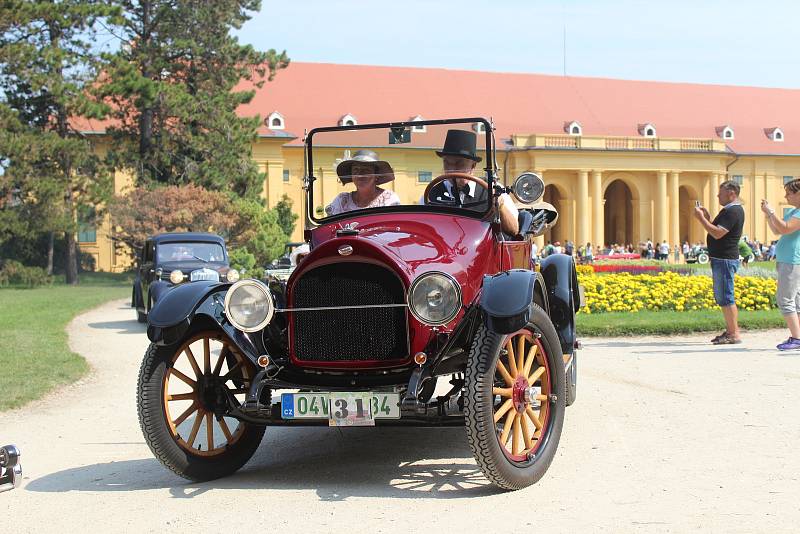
[25,427,500,500]
[87,304,147,334]
[587,340,769,354]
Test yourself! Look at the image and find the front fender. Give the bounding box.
[539,254,578,354]
[480,269,546,334]
[146,282,262,362]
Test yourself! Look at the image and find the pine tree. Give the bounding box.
[0,0,117,284]
[98,0,289,199]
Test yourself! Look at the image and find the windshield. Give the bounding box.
[157,242,226,263]
[307,119,494,223]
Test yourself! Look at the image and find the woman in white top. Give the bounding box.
[325,150,401,215]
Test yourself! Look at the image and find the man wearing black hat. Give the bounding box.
[427,129,519,235]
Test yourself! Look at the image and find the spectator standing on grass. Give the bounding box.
[531,240,539,259]
[585,242,594,264]
[761,178,800,350]
[768,241,777,261]
[682,241,690,261]
[674,244,680,263]
[693,180,745,345]
[658,240,670,261]
[565,240,574,256]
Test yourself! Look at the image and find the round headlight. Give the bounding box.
[512,172,545,204]
[226,269,240,283]
[408,272,462,326]
[224,279,274,332]
[169,269,184,284]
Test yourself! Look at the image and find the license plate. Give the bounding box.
[281,392,401,426]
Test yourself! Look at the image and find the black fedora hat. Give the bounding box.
[436,129,482,162]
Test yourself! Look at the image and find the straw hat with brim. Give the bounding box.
[336,150,395,185]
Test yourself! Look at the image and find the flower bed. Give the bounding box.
[578,271,776,313]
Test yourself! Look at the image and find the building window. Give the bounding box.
[565,120,582,136]
[731,175,743,185]
[418,171,432,183]
[775,131,783,141]
[718,126,734,139]
[410,115,426,132]
[339,114,358,127]
[77,206,96,243]
[639,123,656,137]
[283,169,290,182]
[266,111,284,130]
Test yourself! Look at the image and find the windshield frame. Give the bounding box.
[304,117,497,226]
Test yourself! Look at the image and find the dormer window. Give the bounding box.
[339,113,358,127]
[766,127,784,142]
[564,121,582,136]
[473,122,486,135]
[716,125,734,140]
[410,115,426,133]
[638,123,657,137]
[266,111,284,130]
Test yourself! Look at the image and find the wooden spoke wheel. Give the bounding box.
[162,332,251,457]
[137,330,266,481]
[491,332,551,462]
[464,304,566,490]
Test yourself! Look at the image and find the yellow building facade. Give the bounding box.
[82,132,800,272]
[78,63,800,271]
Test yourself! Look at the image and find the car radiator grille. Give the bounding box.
[291,263,408,363]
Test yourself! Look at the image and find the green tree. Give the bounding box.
[109,184,288,265]
[0,0,116,284]
[98,0,289,199]
[275,194,299,237]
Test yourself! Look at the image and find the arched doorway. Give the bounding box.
[679,185,700,244]
[543,184,565,245]
[603,180,634,247]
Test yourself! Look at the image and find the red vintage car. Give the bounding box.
[137,118,580,490]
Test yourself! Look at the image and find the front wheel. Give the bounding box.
[464,304,566,490]
[137,330,265,481]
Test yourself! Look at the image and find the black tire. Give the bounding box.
[137,332,265,481]
[137,309,147,323]
[464,304,566,490]
[565,353,577,407]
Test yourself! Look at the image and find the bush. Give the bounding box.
[228,247,256,273]
[0,259,53,288]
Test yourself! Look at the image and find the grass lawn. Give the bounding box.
[577,308,785,336]
[0,272,131,411]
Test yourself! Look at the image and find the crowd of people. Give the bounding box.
[533,237,779,265]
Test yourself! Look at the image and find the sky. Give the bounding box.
[235,0,800,89]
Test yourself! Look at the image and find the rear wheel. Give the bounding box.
[464,304,565,490]
[137,330,265,481]
[698,253,710,264]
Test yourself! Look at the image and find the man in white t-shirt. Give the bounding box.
[658,240,670,261]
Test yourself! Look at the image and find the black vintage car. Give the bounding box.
[131,233,239,323]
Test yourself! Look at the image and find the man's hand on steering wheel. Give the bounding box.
[423,172,489,204]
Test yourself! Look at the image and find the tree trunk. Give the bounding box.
[64,180,79,285]
[46,231,54,275]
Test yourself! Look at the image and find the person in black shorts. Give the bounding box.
[693,180,745,344]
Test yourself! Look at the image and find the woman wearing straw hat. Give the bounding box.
[325,150,401,215]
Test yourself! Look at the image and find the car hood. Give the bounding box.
[306,214,495,301]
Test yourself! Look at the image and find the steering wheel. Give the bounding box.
[423,172,490,204]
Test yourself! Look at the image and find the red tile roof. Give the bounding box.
[80,62,800,155]
[239,62,800,155]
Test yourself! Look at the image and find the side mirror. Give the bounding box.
[511,172,545,205]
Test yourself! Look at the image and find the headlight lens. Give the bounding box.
[169,269,184,284]
[224,279,274,332]
[408,272,461,325]
[512,172,545,204]
[226,269,240,283]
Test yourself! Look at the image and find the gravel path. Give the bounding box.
[3,298,800,533]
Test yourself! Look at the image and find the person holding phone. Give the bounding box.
[693,181,745,344]
[761,178,800,350]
